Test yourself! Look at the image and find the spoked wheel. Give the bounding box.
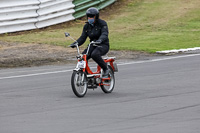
[71,71,88,97]
[101,66,115,93]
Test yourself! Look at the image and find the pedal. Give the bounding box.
[102,54,116,59]
[87,84,97,89]
[87,74,94,78]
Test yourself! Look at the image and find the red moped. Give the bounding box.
[65,32,118,97]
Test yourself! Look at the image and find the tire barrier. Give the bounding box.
[0,0,116,34]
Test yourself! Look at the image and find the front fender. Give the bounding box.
[73,68,81,71]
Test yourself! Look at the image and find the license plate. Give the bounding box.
[77,61,86,68]
[113,63,118,72]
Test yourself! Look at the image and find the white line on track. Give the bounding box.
[118,53,200,66]
[0,70,72,80]
[0,54,200,80]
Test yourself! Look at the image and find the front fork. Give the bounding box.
[75,71,85,86]
[81,73,85,85]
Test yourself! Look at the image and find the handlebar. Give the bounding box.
[68,41,100,48]
[65,32,101,56]
[91,41,101,45]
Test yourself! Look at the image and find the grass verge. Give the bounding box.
[0,0,200,53]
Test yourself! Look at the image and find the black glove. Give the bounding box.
[95,39,102,44]
[69,42,78,48]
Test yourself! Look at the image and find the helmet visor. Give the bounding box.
[87,14,95,18]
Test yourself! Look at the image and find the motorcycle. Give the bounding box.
[65,32,118,97]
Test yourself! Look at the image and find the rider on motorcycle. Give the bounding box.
[70,7,110,77]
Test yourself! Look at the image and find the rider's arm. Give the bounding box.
[98,20,109,43]
[76,24,88,46]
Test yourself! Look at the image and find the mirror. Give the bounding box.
[65,32,70,37]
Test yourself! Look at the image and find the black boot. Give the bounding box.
[102,68,109,78]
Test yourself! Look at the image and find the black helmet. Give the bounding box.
[86,7,99,19]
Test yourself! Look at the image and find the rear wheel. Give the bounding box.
[71,71,88,97]
[101,66,115,93]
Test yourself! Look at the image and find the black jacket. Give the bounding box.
[77,19,109,46]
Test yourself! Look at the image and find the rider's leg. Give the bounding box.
[82,45,96,60]
[82,45,96,74]
[90,45,109,77]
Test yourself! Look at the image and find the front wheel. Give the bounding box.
[101,66,115,93]
[71,71,88,97]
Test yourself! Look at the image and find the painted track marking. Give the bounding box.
[0,54,200,80]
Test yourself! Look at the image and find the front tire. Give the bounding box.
[71,71,88,97]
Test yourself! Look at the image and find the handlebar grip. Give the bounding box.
[68,44,74,48]
[69,42,78,48]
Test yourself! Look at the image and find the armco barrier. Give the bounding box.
[0,0,116,34]
[36,0,75,28]
[0,0,40,34]
[73,0,116,18]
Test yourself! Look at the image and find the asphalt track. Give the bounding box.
[0,53,200,133]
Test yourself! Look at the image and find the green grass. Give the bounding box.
[0,0,200,53]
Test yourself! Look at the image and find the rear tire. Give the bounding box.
[71,71,88,97]
[101,66,115,93]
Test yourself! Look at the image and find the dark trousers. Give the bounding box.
[82,44,109,71]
